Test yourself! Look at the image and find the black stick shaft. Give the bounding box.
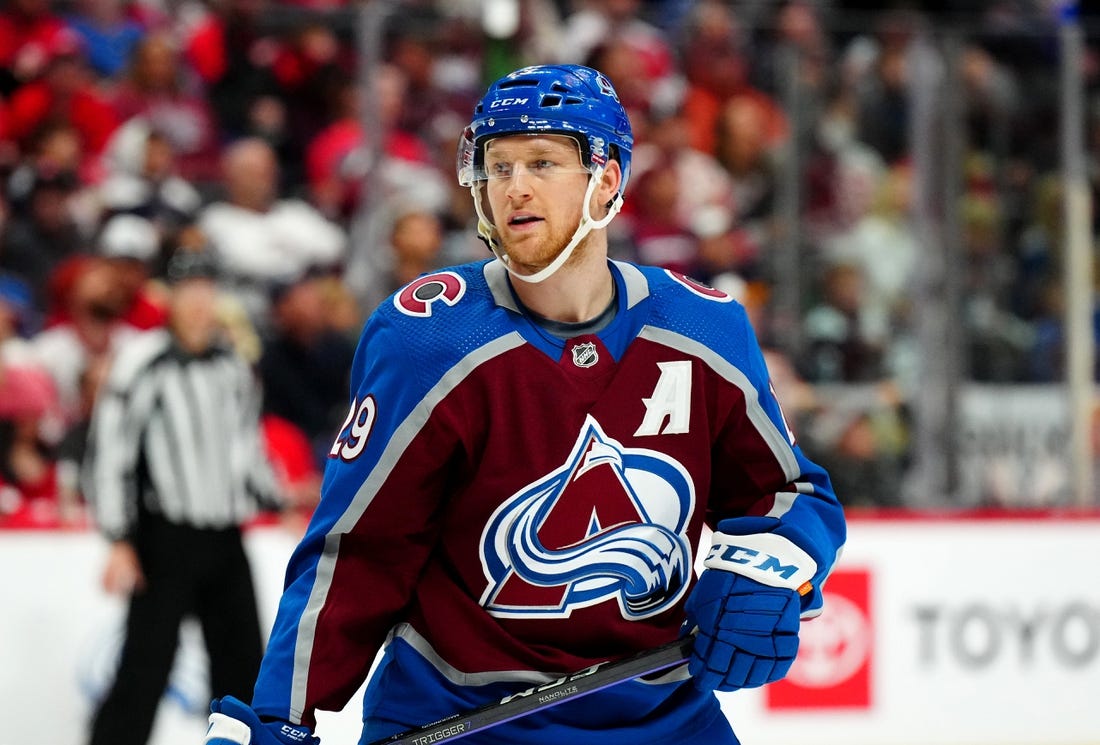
[368,636,694,745]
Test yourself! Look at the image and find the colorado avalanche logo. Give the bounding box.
[666,270,733,302]
[480,416,695,620]
[394,272,466,317]
[595,73,619,102]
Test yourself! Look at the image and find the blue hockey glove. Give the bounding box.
[683,570,801,693]
[206,696,320,745]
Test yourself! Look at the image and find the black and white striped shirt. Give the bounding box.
[84,328,282,540]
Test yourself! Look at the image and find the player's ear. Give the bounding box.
[597,159,622,210]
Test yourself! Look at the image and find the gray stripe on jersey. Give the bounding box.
[484,260,520,313]
[392,623,559,687]
[637,326,800,482]
[290,331,528,719]
[609,260,650,309]
[766,491,799,519]
[389,622,691,688]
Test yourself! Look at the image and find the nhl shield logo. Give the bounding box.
[571,342,599,368]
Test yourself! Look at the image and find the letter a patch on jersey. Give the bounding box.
[634,360,692,437]
[479,416,695,620]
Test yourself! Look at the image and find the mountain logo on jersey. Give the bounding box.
[479,415,695,620]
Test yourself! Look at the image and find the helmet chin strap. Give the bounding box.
[473,167,623,284]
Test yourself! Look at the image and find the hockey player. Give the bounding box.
[205,64,846,745]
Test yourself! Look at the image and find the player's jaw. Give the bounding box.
[494,189,590,275]
[497,209,578,274]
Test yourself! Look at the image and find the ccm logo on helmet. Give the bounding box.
[394,272,467,317]
[491,97,530,108]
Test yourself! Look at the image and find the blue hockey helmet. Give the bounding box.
[457,65,634,283]
[457,64,633,199]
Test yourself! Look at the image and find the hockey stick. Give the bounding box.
[367,636,694,745]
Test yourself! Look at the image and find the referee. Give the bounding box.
[83,249,284,745]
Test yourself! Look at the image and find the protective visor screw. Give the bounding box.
[520,114,529,122]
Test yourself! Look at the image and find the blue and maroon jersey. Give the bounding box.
[252,259,846,743]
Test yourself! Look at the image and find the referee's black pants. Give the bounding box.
[88,516,264,745]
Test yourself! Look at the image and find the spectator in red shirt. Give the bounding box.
[30,255,139,427]
[259,413,320,533]
[0,0,68,96]
[4,28,120,167]
[271,22,354,186]
[108,29,220,182]
[304,67,438,221]
[678,2,787,158]
[0,362,61,528]
[624,154,700,276]
[182,0,286,143]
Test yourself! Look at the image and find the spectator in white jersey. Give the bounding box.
[197,137,347,331]
[82,247,284,745]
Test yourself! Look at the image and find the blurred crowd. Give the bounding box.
[1,0,1098,523]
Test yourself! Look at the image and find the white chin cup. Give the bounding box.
[473,168,622,284]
